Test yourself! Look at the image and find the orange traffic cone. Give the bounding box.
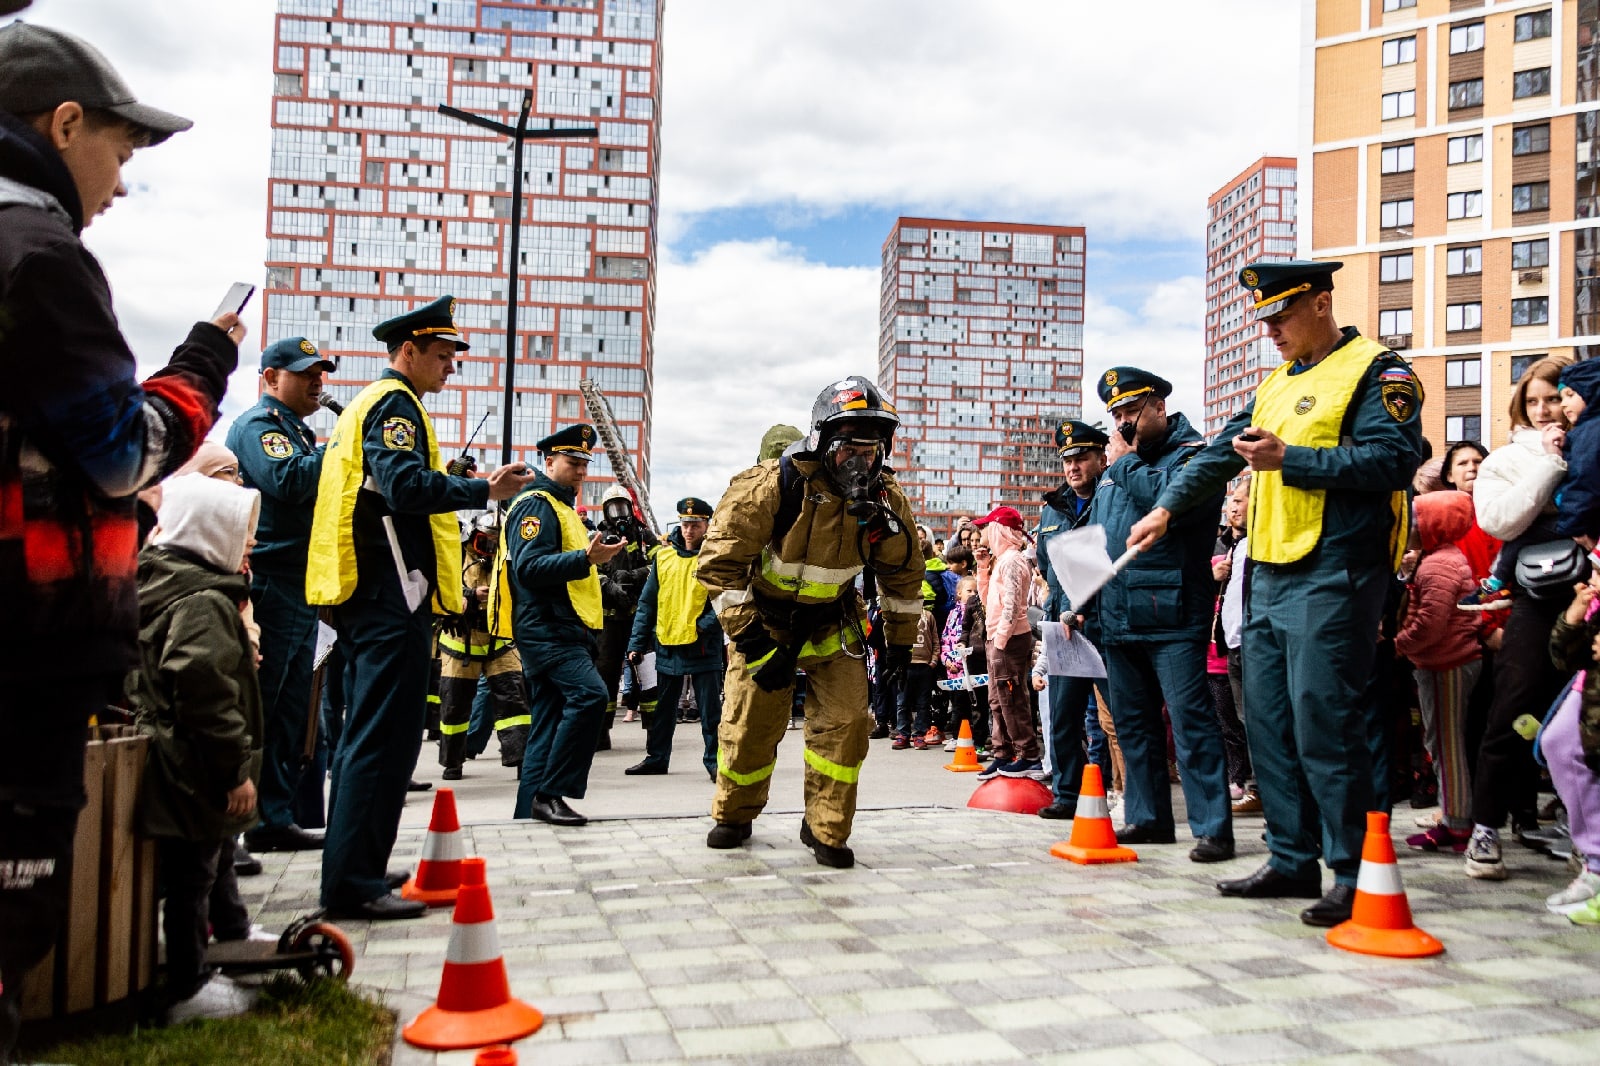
[943,720,981,772]
[476,1048,517,1066]
[1049,765,1138,864]
[402,787,466,906]
[1326,811,1444,958]
[402,858,544,1050]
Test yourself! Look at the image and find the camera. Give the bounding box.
[600,533,624,546]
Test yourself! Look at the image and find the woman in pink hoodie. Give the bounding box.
[1395,490,1483,852]
[972,507,1042,779]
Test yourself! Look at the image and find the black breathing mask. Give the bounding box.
[827,437,884,518]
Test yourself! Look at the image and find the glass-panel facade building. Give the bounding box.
[266,0,663,501]
[878,218,1086,535]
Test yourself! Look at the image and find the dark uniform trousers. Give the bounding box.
[514,638,607,816]
[1104,639,1232,840]
[250,569,320,829]
[641,670,723,777]
[1245,563,1387,885]
[1043,675,1093,805]
[321,582,431,909]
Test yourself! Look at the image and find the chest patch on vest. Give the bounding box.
[1294,396,1316,415]
[519,515,542,541]
[382,417,416,450]
[1381,381,1415,421]
[260,431,293,459]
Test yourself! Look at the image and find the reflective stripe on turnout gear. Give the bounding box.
[439,720,469,735]
[757,547,863,603]
[444,920,502,965]
[439,632,505,657]
[711,588,752,616]
[880,595,923,615]
[803,745,862,784]
[718,748,776,786]
[495,714,531,729]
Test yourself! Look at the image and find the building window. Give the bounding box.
[273,73,303,96]
[1382,36,1417,66]
[1513,124,1552,155]
[1511,353,1545,382]
[1380,253,1414,282]
[1448,134,1484,164]
[1381,199,1415,228]
[1380,144,1415,173]
[1512,297,1551,326]
[1515,68,1553,98]
[1447,415,1483,443]
[1447,302,1483,331]
[1516,10,1553,41]
[1382,90,1417,120]
[1512,238,1551,269]
[1447,246,1483,275]
[1450,23,1486,54]
[1446,358,1482,387]
[1512,182,1551,212]
[1383,0,1416,9]
[1448,79,1485,109]
[1446,191,1483,219]
[1379,308,1413,336]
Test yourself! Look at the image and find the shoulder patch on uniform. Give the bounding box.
[519,515,542,541]
[1381,380,1416,421]
[260,431,293,459]
[381,416,417,451]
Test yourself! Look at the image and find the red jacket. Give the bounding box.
[1395,491,1480,671]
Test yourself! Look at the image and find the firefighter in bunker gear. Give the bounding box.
[697,377,924,866]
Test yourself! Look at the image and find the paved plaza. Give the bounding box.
[241,724,1600,1065]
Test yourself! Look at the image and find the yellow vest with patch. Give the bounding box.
[1248,334,1409,570]
[490,487,604,635]
[305,378,462,613]
[655,547,708,646]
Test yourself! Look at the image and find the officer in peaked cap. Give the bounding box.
[1097,367,1173,413]
[1126,256,1423,928]
[491,421,625,826]
[1055,418,1110,458]
[305,297,532,920]
[622,495,725,779]
[226,337,337,856]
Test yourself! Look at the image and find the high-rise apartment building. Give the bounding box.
[1305,0,1598,448]
[1204,157,1298,436]
[265,0,663,502]
[877,218,1086,533]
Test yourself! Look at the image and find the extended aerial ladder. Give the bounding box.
[578,378,661,536]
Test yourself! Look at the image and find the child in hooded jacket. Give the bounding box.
[1395,491,1483,852]
[1552,358,1600,546]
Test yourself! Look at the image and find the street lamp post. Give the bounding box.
[438,89,598,466]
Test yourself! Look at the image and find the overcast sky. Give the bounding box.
[17,0,1299,509]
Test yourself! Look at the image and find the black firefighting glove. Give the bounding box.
[882,643,912,683]
[735,627,795,692]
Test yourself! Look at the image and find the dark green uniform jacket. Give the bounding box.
[128,546,263,842]
[506,471,594,645]
[628,527,725,675]
[1156,328,1424,569]
[225,394,322,576]
[1088,412,1222,645]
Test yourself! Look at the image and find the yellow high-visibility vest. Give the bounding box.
[305,377,462,613]
[489,487,603,635]
[655,547,709,646]
[1248,334,1409,570]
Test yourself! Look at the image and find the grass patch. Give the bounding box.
[36,977,395,1066]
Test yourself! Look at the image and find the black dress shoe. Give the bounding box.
[1216,862,1322,899]
[232,843,263,877]
[868,724,890,740]
[1116,824,1177,845]
[530,796,587,826]
[441,765,463,781]
[1300,883,1357,927]
[384,869,410,890]
[706,821,752,849]
[245,824,326,852]
[1037,802,1076,820]
[624,760,668,776]
[328,892,427,921]
[800,820,855,868]
[407,779,432,792]
[1189,836,1236,863]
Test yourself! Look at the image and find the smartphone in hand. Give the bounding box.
[213,282,256,319]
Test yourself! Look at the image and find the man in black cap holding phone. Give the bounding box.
[1127,260,1423,928]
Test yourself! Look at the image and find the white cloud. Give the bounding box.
[1083,275,1209,432]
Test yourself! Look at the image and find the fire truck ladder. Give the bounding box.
[578,378,660,535]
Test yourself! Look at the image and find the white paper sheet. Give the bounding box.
[1040,622,1107,679]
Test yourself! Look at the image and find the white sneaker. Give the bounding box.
[943,738,957,752]
[166,974,257,1025]
[1229,783,1245,802]
[245,924,278,944]
[1464,826,1507,881]
[1546,871,1600,915]
[1414,810,1443,829]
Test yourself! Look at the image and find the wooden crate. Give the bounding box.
[20,725,158,1021]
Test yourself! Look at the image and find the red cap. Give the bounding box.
[972,506,1025,531]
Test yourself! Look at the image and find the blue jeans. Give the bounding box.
[895,664,933,736]
[466,673,494,758]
